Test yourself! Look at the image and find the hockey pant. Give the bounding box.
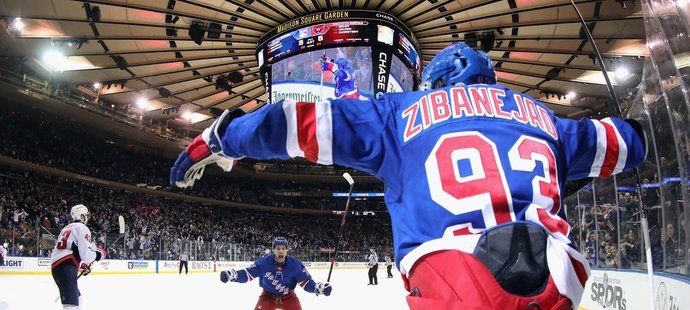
[368,264,378,284]
[404,250,571,310]
[254,290,302,310]
[179,260,188,274]
[387,265,393,278]
[52,261,81,306]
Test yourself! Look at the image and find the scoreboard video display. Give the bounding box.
[256,11,421,103]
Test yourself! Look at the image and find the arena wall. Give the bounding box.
[0,257,376,276]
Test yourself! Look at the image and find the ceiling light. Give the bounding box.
[42,50,67,71]
[11,17,24,32]
[566,91,577,99]
[615,67,631,80]
[93,82,101,89]
[136,98,148,109]
[181,112,192,120]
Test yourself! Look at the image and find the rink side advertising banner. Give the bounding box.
[256,11,420,103]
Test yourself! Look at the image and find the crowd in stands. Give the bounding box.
[567,184,687,272]
[0,106,385,212]
[0,166,393,262]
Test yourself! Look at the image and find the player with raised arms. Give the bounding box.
[171,43,647,309]
[50,204,105,310]
[219,237,332,310]
[321,57,360,99]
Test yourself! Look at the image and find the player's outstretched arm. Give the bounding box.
[220,264,260,284]
[556,116,647,180]
[171,98,390,188]
[296,265,332,296]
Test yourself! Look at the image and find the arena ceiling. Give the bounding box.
[0,0,646,132]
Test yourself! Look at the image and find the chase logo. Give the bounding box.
[590,273,627,309]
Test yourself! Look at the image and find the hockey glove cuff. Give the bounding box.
[314,282,332,296]
[170,109,245,188]
[220,269,238,283]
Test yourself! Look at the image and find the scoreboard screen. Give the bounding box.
[257,11,421,103]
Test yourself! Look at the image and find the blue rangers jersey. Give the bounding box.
[220,83,646,303]
[231,254,318,295]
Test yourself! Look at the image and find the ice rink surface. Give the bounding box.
[0,269,409,310]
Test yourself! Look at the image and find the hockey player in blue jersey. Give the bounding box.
[321,57,360,99]
[219,237,332,310]
[171,43,647,309]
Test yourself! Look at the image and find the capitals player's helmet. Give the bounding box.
[421,42,496,90]
[272,237,288,249]
[70,204,89,224]
[334,58,352,70]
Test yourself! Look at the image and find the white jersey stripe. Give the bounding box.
[588,119,607,177]
[282,99,304,159]
[315,101,333,165]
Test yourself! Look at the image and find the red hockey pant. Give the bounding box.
[254,290,302,310]
[405,250,572,310]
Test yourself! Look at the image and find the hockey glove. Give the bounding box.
[170,109,245,188]
[314,282,332,296]
[78,262,92,277]
[220,269,238,283]
[321,58,338,72]
[95,248,106,261]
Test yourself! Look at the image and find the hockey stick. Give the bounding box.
[327,172,355,282]
[319,51,327,102]
[569,2,656,308]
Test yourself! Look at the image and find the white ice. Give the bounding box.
[0,269,409,310]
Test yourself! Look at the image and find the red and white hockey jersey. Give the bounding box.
[50,222,99,269]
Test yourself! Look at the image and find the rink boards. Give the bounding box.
[0,257,379,275]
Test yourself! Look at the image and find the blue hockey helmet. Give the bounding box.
[334,58,352,70]
[421,43,496,90]
[272,236,288,249]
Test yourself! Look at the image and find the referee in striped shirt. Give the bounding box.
[367,248,378,285]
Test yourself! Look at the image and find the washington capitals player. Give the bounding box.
[171,43,646,309]
[321,57,360,99]
[0,242,7,266]
[51,204,105,309]
[219,237,331,310]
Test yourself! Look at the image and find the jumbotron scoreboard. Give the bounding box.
[256,11,422,103]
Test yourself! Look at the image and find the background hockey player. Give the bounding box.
[384,255,393,278]
[170,42,647,309]
[219,237,332,310]
[321,57,360,99]
[367,248,378,285]
[0,242,7,266]
[51,204,105,310]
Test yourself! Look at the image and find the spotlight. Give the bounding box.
[480,32,495,53]
[43,50,66,71]
[207,22,222,39]
[182,112,192,120]
[189,22,206,45]
[227,71,243,83]
[615,67,631,81]
[566,91,577,99]
[11,17,24,32]
[136,98,148,109]
[464,32,478,48]
[93,82,101,89]
[86,5,101,22]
